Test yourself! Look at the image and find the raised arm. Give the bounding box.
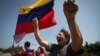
[32,18,49,49]
[63,0,83,52]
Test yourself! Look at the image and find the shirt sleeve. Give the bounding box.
[46,43,57,52]
[46,43,58,56]
[67,44,84,56]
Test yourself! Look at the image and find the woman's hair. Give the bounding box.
[38,46,44,53]
[60,28,70,44]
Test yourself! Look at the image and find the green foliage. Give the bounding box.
[14,46,22,53]
[84,41,100,53]
[0,48,4,52]
[0,46,22,53]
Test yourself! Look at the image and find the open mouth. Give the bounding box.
[58,39,61,42]
[57,37,61,42]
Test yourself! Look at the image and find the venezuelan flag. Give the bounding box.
[15,0,57,35]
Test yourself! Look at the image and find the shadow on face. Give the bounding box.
[57,29,70,45]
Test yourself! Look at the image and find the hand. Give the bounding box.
[63,0,78,20]
[32,17,39,29]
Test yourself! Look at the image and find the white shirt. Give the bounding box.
[57,45,68,56]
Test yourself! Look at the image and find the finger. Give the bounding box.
[33,17,37,21]
[72,0,75,2]
[32,17,37,24]
[67,0,75,2]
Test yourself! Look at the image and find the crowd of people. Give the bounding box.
[18,0,84,56]
[18,41,45,56]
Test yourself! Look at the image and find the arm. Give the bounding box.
[32,18,49,49]
[63,0,83,52]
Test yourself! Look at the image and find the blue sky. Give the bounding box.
[0,0,100,49]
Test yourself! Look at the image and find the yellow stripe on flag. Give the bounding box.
[19,0,50,14]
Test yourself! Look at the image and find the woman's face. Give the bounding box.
[37,48,41,53]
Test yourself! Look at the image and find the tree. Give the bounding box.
[83,41,100,56]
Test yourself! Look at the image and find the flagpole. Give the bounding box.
[12,37,15,56]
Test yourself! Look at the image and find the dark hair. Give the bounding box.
[24,41,30,47]
[60,28,70,44]
[38,46,44,53]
